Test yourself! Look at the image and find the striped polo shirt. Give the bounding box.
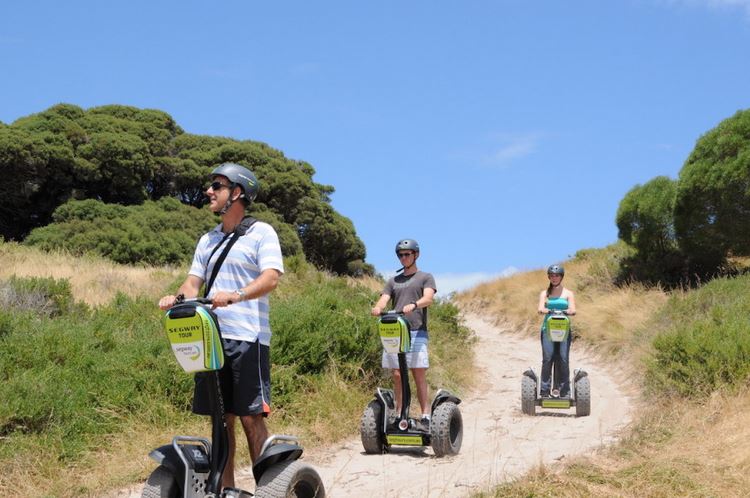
[188,221,284,345]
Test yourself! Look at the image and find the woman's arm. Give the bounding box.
[537,290,549,314]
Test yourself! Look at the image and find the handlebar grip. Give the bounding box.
[176,297,213,305]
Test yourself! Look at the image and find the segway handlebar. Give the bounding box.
[174,295,213,305]
[541,309,571,316]
[379,310,405,316]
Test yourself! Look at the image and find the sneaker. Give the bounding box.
[418,416,431,431]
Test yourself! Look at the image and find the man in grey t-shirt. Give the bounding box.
[371,238,437,429]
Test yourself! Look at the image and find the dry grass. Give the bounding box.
[0,242,182,305]
[482,389,750,498]
[462,250,750,497]
[456,257,668,358]
[345,273,383,294]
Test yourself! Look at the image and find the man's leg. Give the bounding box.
[221,414,238,489]
[411,368,429,415]
[240,413,270,463]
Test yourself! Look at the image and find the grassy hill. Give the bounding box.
[456,243,750,497]
[0,242,473,496]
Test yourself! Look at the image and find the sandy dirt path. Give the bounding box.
[115,313,633,497]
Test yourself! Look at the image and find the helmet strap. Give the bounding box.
[219,198,232,215]
[218,184,244,215]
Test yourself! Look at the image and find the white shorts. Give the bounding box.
[382,330,429,369]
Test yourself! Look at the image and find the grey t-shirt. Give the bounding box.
[382,271,437,331]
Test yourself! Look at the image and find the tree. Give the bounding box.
[0,127,76,240]
[616,176,678,256]
[615,176,685,284]
[3,104,371,274]
[295,198,368,274]
[674,109,750,271]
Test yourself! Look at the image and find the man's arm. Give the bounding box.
[371,293,391,316]
[404,287,435,313]
[211,268,282,308]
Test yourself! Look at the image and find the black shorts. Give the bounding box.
[192,339,271,417]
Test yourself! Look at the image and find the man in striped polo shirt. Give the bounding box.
[158,162,284,489]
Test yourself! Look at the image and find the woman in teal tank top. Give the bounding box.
[537,264,577,397]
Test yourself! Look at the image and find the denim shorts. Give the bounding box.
[382,329,429,369]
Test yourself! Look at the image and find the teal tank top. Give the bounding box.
[542,296,569,331]
[546,296,569,311]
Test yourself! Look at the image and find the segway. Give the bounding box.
[521,310,590,417]
[143,298,325,498]
[360,311,463,457]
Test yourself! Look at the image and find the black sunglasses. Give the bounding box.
[206,181,232,191]
[397,252,415,258]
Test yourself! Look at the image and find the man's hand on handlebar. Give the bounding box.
[371,306,382,316]
[159,295,178,311]
[403,302,418,314]
[210,290,241,309]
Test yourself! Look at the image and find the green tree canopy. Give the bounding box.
[615,108,750,284]
[674,109,750,268]
[615,176,684,283]
[2,104,370,274]
[616,176,678,256]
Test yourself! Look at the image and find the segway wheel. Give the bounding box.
[575,375,591,417]
[141,465,178,498]
[521,375,537,416]
[431,401,463,457]
[254,460,325,498]
[360,399,385,454]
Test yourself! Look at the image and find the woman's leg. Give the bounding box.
[558,335,572,397]
[540,330,554,396]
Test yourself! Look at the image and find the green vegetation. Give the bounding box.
[0,263,472,495]
[646,276,750,398]
[615,176,683,284]
[25,198,216,265]
[1,103,369,274]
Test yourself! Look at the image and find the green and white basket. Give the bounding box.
[163,303,224,373]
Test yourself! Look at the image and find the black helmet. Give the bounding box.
[210,163,259,202]
[547,264,565,275]
[395,239,420,254]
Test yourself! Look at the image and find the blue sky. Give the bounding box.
[2,1,750,294]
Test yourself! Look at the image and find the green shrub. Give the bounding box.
[0,295,190,459]
[270,276,381,407]
[645,276,750,397]
[25,198,308,266]
[0,267,474,481]
[0,276,76,317]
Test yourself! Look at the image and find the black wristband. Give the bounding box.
[411,301,418,309]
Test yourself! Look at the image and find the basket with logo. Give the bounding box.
[163,301,224,373]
